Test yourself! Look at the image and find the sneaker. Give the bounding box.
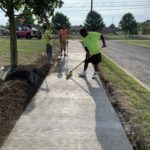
[79,71,86,77]
[47,61,54,65]
[92,72,97,79]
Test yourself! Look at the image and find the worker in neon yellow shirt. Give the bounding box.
[43,23,53,64]
[79,28,106,79]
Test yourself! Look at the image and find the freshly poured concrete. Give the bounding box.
[1,40,132,150]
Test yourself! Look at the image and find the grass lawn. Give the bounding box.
[125,40,150,48]
[100,54,150,148]
[104,34,126,40]
[0,37,58,66]
[141,35,150,39]
[104,34,150,40]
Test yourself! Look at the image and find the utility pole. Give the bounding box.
[112,16,114,25]
[91,0,93,12]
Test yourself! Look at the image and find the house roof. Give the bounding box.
[70,25,83,31]
[0,27,9,32]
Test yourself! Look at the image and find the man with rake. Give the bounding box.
[79,28,106,79]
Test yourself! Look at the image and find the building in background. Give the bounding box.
[70,25,83,35]
[0,27,9,35]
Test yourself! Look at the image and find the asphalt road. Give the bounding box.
[102,40,150,89]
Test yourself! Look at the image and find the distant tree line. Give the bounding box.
[2,10,150,36]
[51,11,150,36]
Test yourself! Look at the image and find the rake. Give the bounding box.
[65,59,85,80]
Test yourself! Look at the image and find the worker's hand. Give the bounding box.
[86,52,91,60]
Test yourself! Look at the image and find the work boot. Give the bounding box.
[79,71,86,77]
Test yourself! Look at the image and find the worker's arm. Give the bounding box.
[100,34,106,48]
[84,47,90,59]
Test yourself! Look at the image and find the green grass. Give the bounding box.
[0,37,54,66]
[104,34,127,40]
[104,34,150,40]
[141,35,150,39]
[100,54,150,145]
[125,40,150,48]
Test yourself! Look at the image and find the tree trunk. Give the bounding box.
[8,5,18,67]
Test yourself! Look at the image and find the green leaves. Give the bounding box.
[84,11,105,32]
[119,13,138,35]
[52,12,71,31]
[0,0,63,23]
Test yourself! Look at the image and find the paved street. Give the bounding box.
[1,40,132,150]
[103,40,150,89]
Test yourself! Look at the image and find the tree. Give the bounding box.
[109,24,117,34]
[52,12,71,32]
[0,0,63,67]
[84,11,105,32]
[119,13,138,35]
[140,20,150,35]
[15,8,35,27]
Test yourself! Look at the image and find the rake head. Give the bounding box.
[66,70,72,80]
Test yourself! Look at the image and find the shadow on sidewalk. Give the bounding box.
[83,77,118,150]
[56,57,69,79]
[70,76,107,148]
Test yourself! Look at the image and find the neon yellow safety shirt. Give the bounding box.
[82,32,101,56]
[44,29,52,45]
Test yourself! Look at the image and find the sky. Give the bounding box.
[0,0,150,27]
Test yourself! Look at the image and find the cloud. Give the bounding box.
[0,0,150,26]
[0,12,8,25]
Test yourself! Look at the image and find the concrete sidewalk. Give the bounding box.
[1,40,132,150]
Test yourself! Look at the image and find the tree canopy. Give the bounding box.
[0,0,63,67]
[52,12,71,32]
[140,20,150,35]
[15,8,34,27]
[119,13,138,35]
[84,11,105,32]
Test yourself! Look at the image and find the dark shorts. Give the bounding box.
[85,53,102,64]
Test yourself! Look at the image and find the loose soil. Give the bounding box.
[0,45,60,147]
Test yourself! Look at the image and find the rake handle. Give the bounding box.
[71,60,85,72]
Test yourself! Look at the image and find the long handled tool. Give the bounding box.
[66,59,85,80]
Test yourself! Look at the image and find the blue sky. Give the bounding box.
[0,0,150,27]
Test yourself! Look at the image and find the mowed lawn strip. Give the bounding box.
[125,40,150,48]
[0,37,55,65]
[100,54,150,146]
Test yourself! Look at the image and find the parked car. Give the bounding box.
[16,26,42,39]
